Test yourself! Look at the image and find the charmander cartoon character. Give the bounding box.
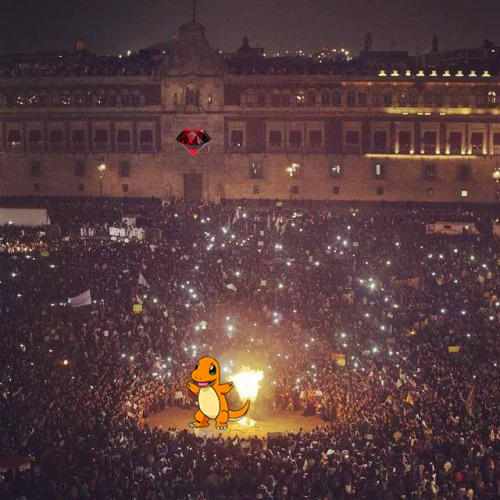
[187,356,250,430]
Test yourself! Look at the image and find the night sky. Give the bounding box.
[0,0,497,57]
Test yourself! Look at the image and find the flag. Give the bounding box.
[275,216,281,232]
[226,283,237,292]
[233,209,241,225]
[138,272,150,288]
[68,289,92,308]
[133,303,143,314]
[267,214,271,231]
[385,395,392,404]
[336,358,346,367]
[448,345,460,353]
[136,295,143,305]
[406,393,414,406]
[280,219,289,235]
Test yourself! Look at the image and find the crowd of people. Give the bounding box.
[0,198,499,499]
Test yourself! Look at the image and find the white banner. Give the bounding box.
[68,289,92,308]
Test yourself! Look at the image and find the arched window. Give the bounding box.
[434,92,444,107]
[331,89,342,106]
[96,90,107,106]
[320,89,330,106]
[61,91,72,106]
[257,91,266,106]
[295,90,305,106]
[73,91,83,107]
[108,92,117,107]
[488,91,496,105]
[243,89,257,106]
[271,90,282,107]
[84,91,93,107]
[184,86,198,106]
[15,93,27,106]
[121,90,131,106]
[307,90,316,106]
[131,90,141,106]
[282,92,291,107]
[398,92,408,107]
[382,91,392,107]
[423,92,433,107]
[52,92,61,107]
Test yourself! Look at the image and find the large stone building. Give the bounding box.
[0,20,499,204]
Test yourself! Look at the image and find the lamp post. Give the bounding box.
[97,162,106,197]
[493,166,500,202]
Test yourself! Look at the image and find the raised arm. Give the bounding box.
[219,382,234,394]
[187,381,200,396]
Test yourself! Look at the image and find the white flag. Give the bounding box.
[138,272,150,288]
[280,219,289,235]
[68,289,92,308]
[233,209,241,225]
[226,283,237,292]
[136,295,143,305]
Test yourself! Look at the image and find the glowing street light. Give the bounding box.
[97,162,107,197]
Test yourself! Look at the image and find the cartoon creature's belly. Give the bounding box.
[198,387,220,419]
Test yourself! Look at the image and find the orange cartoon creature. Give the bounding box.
[187,356,250,430]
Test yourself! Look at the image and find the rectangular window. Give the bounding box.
[77,183,84,192]
[345,131,360,145]
[139,129,153,143]
[269,130,282,146]
[289,130,302,146]
[34,182,40,191]
[309,130,322,147]
[120,161,131,178]
[346,92,355,107]
[330,165,342,179]
[49,129,63,143]
[422,131,437,153]
[230,130,244,147]
[449,132,462,152]
[383,93,392,107]
[398,131,412,152]
[423,164,436,181]
[122,183,129,193]
[72,129,85,143]
[75,161,85,177]
[458,165,471,181]
[253,185,260,194]
[31,161,42,177]
[470,132,484,153]
[291,186,300,194]
[426,187,434,197]
[493,132,500,146]
[376,187,384,196]
[374,163,385,179]
[94,129,108,143]
[373,131,387,152]
[8,129,22,147]
[117,129,130,142]
[249,162,263,179]
[28,129,42,144]
[357,92,366,107]
[332,186,340,195]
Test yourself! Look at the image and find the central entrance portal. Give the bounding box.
[183,173,203,204]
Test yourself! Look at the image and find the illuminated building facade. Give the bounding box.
[0,22,499,204]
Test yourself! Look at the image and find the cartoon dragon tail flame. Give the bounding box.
[228,400,250,421]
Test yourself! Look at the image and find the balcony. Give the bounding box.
[49,143,65,152]
[139,142,154,153]
[343,144,361,154]
[229,143,246,154]
[117,142,131,152]
[422,144,437,155]
[267,142,284,153]
[94,142,109,152]
[28,142,44,152]
[288,142,303,153]
[71,142,87,152]
[307,143,325,154]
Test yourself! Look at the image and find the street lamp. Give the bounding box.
[493,166,500,202]
[97,162,106,197]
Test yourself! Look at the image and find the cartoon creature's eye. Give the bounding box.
[209,364,216,376]
[195,363,199,370]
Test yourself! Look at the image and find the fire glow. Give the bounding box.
[232,369,264,401]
